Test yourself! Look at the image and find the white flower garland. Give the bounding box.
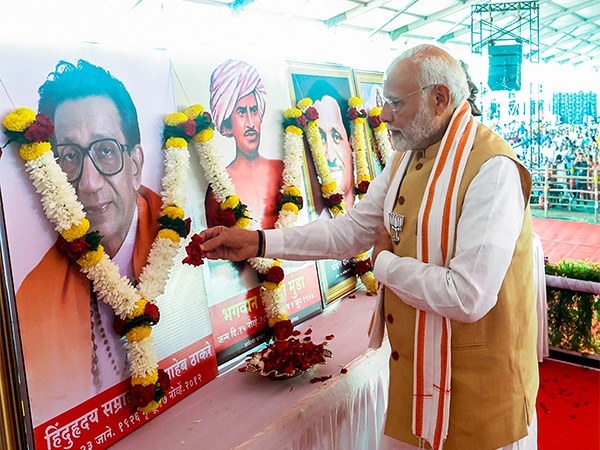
[3,108,190,413]
[190,104,304,328]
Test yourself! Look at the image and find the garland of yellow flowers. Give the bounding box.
[298,98,378,294]
[187,105,301,338]
[366,107,393,169]
[2,108,192,413]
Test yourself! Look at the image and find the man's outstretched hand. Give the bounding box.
[199,226,259,262]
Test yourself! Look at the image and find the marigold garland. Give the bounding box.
[2,107,193,412]
[346,98,378,293]
[300,98,378,294]
[347,98,371,200]
[367,107,393,169]
[187,104,304,335]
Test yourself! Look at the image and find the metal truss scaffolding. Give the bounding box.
[471,1,540,62]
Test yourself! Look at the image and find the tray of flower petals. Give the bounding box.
[245,337,333,380]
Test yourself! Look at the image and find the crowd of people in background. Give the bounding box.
[497,121,600,206]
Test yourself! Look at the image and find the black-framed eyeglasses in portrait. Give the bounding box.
[56,138,128,183]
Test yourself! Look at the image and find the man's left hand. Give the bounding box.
[372,225,392,267]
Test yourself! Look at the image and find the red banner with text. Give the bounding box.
[210,264,322,361]
[34,335,218,450]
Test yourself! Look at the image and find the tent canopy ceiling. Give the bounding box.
[188,0,600,68]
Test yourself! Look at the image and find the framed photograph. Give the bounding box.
[0,43,218,450]
[287,62,369,305]
[353,69,386,176]
[170,51,323,364]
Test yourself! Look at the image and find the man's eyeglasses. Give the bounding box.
[56,138,128,183]
[383,84,437,111]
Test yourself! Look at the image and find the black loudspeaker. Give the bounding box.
[488,44,522,91]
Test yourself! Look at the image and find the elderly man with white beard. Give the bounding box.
[198,44,539,450]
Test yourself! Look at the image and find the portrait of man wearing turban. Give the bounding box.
[205,59,284,229]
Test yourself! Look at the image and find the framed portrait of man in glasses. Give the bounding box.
[0,43,218,450]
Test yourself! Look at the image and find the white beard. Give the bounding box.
[389,95,437,152]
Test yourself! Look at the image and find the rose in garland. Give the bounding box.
[352,258,372,275]
[368,114,382,128]
[130,384,156,407]
[273,319,294,341]
[267,265,285,283]
[157,368,171,391]
[56,236,92,259]
[214,209,237,227]
[145,302,160,324]
[305,106,319,121]
[24,114,54,142]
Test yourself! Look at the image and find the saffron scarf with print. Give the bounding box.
[413,100,476,449]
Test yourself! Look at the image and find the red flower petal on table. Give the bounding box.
[348,294,356,299]
[145,302,160,324]
[366,292,373,297]
[340,368,348,374]
[305,107,319,121]
[24,114,54,142]
[310,375,332,383]
[214,209,237,227]
[292,330,301,336]
[305,328,312,335]
[157,368,171,390]
[238,367,247,372]
[267,265,285,283]
[326,334,335,340]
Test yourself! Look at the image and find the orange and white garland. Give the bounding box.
[2,107,191,412]
[367,107,393,168]
[299,98,378,294]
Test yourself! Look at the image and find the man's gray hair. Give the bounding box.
[397,45,469,107]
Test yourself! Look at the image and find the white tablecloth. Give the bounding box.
[111,292,390,450]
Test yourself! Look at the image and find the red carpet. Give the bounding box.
[536,359,600,449]
[532,217,600,263]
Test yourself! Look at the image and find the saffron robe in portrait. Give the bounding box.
[17,186,162,426]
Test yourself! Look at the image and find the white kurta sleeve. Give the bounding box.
[374,155,526,323]
[263,157,396,261]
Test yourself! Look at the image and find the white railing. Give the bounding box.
[530,167,599,222]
